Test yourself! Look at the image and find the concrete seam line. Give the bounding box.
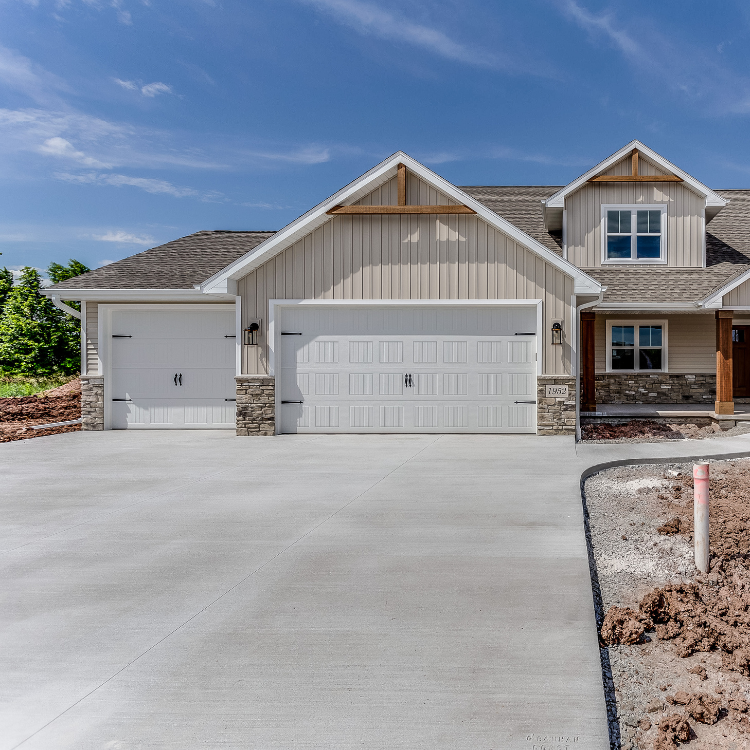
[1,437,321,555]
[10,435,441,750]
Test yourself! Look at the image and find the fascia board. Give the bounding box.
[595,302,704,310]
[201,152,602,295]
[41,289,234,302]
[544,140,726,209]
[700,268,750,307]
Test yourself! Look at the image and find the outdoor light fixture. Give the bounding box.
[551,321,563,345]
[243,320,261,346]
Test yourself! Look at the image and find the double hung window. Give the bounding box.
[607,321,667,372]
[602,205,667,263]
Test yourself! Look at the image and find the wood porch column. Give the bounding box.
[716,310,734,415]
[580,311,596,412]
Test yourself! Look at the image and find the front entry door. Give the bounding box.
[733,326,750,397]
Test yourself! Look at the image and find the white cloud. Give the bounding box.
[113,78,138,91]
[140,82,172,97]
[297,0,501,69]
[114,78,174,97]
[558,0,750,115]
[244,145,331,164]
[54,170,225,201]
[0,44,68,105]
[92,230,154,245]
[37,136,111,168]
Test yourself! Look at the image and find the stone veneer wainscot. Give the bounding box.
[537,375,576,435]
[595,373,716,404]
[80,375,104,431]
[235,375,275,436]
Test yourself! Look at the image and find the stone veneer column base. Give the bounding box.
[80,375,104,431]
[235,375,275,436]
[537,375,577,436]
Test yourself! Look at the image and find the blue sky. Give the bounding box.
[2,0,750,276]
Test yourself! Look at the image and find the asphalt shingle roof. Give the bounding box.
[49,188,750,305]
[50,231,275,290]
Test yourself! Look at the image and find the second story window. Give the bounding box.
[602,205,667,263]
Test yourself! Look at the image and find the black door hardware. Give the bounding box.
[514,400,536,404]
[404,373,414,388]
[174,373,178,386]
[112,335,132,338]
[112,398,132,402]
[224,335,236,338]
[178,373,182,386]
[514,332,536,336]
[281,332,303,335]
[225,398,236,402]
[281,400,304,404]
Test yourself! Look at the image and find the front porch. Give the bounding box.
[580,309,743,425]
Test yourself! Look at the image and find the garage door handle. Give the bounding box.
[174,373,178,386]
[281,332,302,335]
[224,335,236,338]
[112,398,132,402]
[225,398,236,402]
[281,400,303,404]
[178,373,182,386]
[112,335,132,338]
[514,332,536,336]
[514,400,536,404]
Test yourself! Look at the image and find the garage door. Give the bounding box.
[278,305,537,434]
[110,308,236,429]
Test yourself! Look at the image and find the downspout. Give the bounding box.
[50,296,81,320]
[575,289,606,441]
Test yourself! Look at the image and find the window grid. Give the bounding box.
[608,322,666,372]
[603,206,666,263]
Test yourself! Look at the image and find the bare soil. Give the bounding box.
[582,420,750,444]
[585,459,750,750]
[0,377,81,443]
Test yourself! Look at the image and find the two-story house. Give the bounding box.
[46,140,750,436]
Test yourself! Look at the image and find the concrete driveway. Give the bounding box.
[1,432,608,749]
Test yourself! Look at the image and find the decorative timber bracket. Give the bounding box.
[586,149,683,183]
[326,163,477,215]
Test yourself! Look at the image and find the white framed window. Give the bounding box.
[606,320,668,372]
[601,204,667,264]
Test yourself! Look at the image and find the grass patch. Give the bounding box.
[0,374,78,398]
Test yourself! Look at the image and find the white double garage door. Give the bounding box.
[277,304,538,434]
[108,304,538,433]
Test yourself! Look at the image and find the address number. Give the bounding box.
[545,385,569,397]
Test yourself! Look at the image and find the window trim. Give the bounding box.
[606,319,668,373]
[601,204,668,265]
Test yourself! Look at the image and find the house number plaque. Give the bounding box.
[545,385,569,397]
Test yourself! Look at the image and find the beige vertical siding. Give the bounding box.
[724,279,750,306]
[566,155,705,268]
[85,302,99,375]
[595,313,714,373]
[239,184,575,376]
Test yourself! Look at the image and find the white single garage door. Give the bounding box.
[109,308,236,429]
[277,305,538,434]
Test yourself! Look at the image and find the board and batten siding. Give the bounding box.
[594,314,715,373]
[85,302,99,375]
[566,155,705,268]
[239,175,575,377]
[723,279,750,307]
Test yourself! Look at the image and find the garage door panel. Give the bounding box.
[278,305,537,434]
[110,308,235,430]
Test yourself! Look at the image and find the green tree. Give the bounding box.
[0,267,12,316]
[0,267,80,375]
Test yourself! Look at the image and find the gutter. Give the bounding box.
[575,289,606,442]
[49,296,81,320]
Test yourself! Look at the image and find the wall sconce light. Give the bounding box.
[243,320,261,346]
[551,321,563,345]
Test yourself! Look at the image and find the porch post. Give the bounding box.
[580,311,596,412]
[715,310,734,415]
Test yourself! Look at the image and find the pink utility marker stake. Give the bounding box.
[693,462,710,573]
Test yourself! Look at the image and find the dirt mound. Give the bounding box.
[0,386,81,443]
[582,420,679,441]
[658,517,683,535]
[655,714,693,750]
[39,377,81,397]
[601,606,650,645]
